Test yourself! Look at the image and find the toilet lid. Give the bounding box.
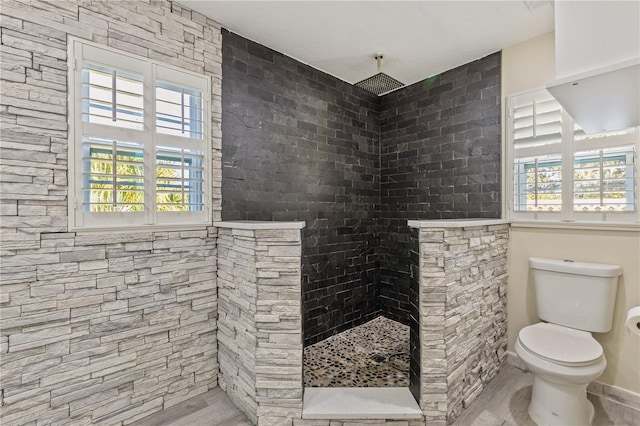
[519,323,603,365]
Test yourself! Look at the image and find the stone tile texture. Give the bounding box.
[303,316,409,388]
[217,227,304,425]
[0,1,222,424]
[413,224,509,425]
[2,2,507,424]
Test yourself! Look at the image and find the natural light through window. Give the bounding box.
[507,89,639,224]
[68,38,211,230]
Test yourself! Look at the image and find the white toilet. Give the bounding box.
[515,257,622,426]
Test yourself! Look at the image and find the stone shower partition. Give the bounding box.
[409,219,510,425]
[215,219,509,425]
[215,221,305,425]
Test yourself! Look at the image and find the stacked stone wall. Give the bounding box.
[217,228,259,421]
[217,225,303,425]
[416,224,509,425]
[0,1,222,424]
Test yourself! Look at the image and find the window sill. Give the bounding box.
[70,224,211,234]
[510,220,640,232]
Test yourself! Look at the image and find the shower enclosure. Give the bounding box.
[220,26,505,425]
[215,219,509,424]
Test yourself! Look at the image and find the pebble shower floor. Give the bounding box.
[303,316,410,387]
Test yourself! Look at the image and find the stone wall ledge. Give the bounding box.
[408,219,510,228]
[214,221,306,230]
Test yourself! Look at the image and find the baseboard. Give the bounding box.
[506,350,640,411]
[586,380,640,411]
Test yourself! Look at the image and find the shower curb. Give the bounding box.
[301,387,422,420]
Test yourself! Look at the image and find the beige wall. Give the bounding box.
[507,228,640,392]
[502,33,640,393]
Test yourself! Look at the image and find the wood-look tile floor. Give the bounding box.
[132,364,639,426]
[130,387,251,426]
[451,364,640,426]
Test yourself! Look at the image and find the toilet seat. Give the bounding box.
[518,323,603,366]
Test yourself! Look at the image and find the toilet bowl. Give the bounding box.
[517,257,621,426]
[515,323,606,425]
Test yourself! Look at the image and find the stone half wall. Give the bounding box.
[216,222,304,425]
[0,1,222,424]
[412,221,509,425]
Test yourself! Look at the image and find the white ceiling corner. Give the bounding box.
[180,0,555,90]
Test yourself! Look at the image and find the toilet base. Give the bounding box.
[528,374,595,426]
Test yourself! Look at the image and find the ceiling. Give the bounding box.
[180,1,555,91]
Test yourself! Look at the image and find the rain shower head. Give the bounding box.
[355,54,404,95]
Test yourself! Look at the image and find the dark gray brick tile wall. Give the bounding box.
[221,30,381,346]
[221,29,502,347]
[378,52,502,323]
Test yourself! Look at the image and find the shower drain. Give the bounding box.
[370,354,386,363]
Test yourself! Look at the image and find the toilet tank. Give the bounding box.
[530,257,622,333]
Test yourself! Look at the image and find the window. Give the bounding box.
[507,89,639,223]
[68,38,211,230]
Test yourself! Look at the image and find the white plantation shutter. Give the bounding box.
[153,68,208,225]
[512,154,563,213]
[508,88,639,223]
[572,125,637,219]
[156,147,205,212]
[510,91,564,217]
[81,64,144,130]
[82,137,145,213]
[513,97,562,149]
[155,82,205,139]
[573,145,636,217]
[512,91,563,153]
[68,37,211,230]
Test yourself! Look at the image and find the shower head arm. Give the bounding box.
[375,54,383,73]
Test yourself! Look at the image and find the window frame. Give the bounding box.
[67,37,212,232]
[506,88,640,224]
